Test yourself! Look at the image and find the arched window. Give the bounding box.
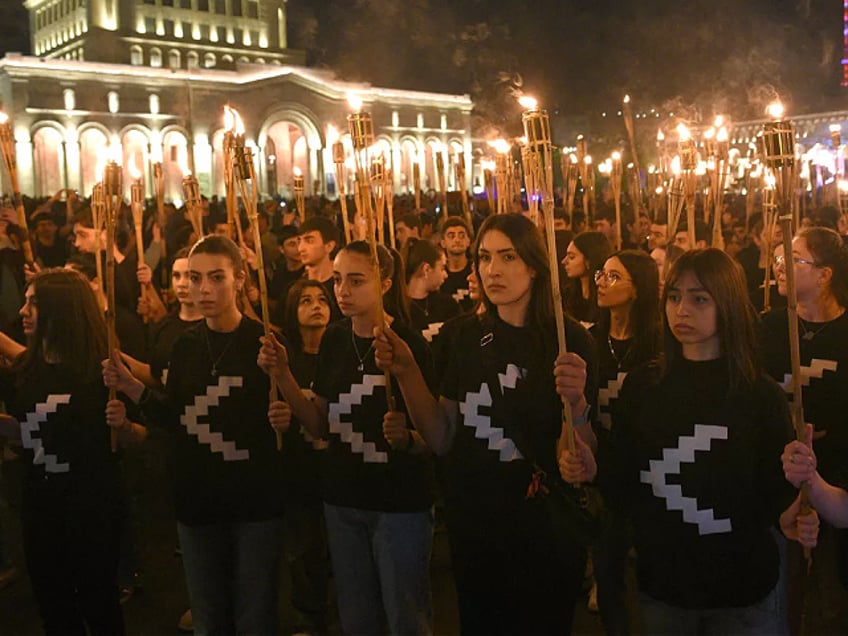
[150,47,162,68]
[203,52,216,68]
[130,45,143,66]
[168,49,181,70]
[187,51,199,69]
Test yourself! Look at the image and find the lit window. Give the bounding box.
[187,51,199,69]
[168,50,181,70]
[149,94,160,115]
[150,48,162,68]
[203,52,216,68]
[108,92,120,114]
[63,89,75,111]
[130,45,143,65]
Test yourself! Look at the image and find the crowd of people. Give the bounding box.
[0,181,845,636]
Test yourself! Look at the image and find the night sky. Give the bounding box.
[0,0,843,130]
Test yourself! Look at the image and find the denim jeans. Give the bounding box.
[324,503,433,635]
[639,584,786,635]
[178,517,284,636]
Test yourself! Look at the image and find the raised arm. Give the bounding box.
[374,323,455,456]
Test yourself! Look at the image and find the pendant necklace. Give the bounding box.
[351,329,376,372]
[607,334,632,371]
[205,324,237,377]
[412,296,430,317]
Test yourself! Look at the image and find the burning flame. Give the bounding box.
[128,155,142,181]
[714,115,725,128]
[481,159,496,172]
[518,95,538,110]
[839,179,848,194]
[347,94,363,112]
[224,106,245,135]
[830,124,842,134]
[766,102,784,120]
[717,127,729,143]
[611,151,622,162]
[569,153,578,164]
[489,139,511,154]
[623,94,631,105]
[326,124,340,146]
[764,171,776,188]
[670,155,681,176]
[293,166,302,178]
[676,123,691,142]
[0,112,8,125]
[657,129,665,142]
[703,127,716,140]
[648,165,656,174]
[177,148,192,177]
[584,155,593,165]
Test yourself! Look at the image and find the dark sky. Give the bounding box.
[1,0,842,128]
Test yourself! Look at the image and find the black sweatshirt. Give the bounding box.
[408,291,461,346]
[140,317,284,525]
[760,308,848,488]
[602,358,794,609]
[313,318,435,513]
[439,313,599,537]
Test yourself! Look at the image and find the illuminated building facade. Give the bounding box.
[3,0,473,201]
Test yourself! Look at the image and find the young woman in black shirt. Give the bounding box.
[103,235,289,635]
[0,269,145,635]
[404,238,461,345]
[563,231,611,326]
[563,248,804,634]
[374,213,598,635]
[259,241,436,635]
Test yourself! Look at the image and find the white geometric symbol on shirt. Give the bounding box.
[459,364,525,463]
[421,322,445,343]
[780,358,838,393]
[639,424,732,536]
[22,394,71,474]
[452,288,470,303]
[598,371,628,431]
[328,374,388,464]
[181,376,250,462]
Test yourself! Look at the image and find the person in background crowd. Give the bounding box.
[268,226,304,311]
[404,238,460,346]
[439,217,474,312]
[563,231,611,326]
[672,219,710,251]
[396,212,422,249]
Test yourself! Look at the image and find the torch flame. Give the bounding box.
[623,94,631,104]
[703,127,716,140]
[0,112,8,125]
[611,151,622,162]
[128,155,142,181]
[648,164,656,174]
[326,124,340,145]
[584,155,593,165]
[569,153,578,164]
[676,123,691,142]
[670,155,681,176]
[657,129,665,142]
[830,124,842,134]
[839,179,848,194]
[716,127,729,142]
[766,102,785,120]
[518,95,538,110]
[347,94,363,112]
[177,148,192,177]
[714,115,725,128]
[293,166,302,177]
[489,138,511,154]
[224,106,245,135]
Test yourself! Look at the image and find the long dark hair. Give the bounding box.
[15,269,108,385]
[798,226,848,308]
[283,279,329,354]
[662,248,759,392]
[340,241,410,324]
[566,231,611,320]
[599,250,661,366]
[403,238,443,284]
[473,213,554,332]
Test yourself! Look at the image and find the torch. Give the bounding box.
[761,101,813,557]
[129,157,152,323]
[454,150,472,229]
[226,107,282,450]
[491,139,513,214]
[293,166,305,225]
[622,95,642,207]
[412,154,422,212]
[103,157,122,452]
[435,143,449,226]
[561,152,580,217]
[576,135,594,222]
[222,107,247,248]
[481,159,496,215]
[519,96,577,453]
[370,154,387,245]
[384,164,396,250]
[677,123,698,250]
[180,152,204,241]
[329,126,353,244]
[347,94,394,407]
[831,124,844,180]
[610,151,623,251]
[152,158,168,289]
[761,171,778,314]
[0,111,34,265]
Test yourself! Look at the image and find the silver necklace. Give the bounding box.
[412,296,430,317]
[351,330,375,372]
[204,324,237,377]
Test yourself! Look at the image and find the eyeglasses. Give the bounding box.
[594,270,632,286]
[773,254,819,268]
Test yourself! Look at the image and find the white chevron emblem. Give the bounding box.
[640,424,732,536]
[22,394,72,473]
[181,376,250,461]
[459,364,525,462]
[780,358,838,393]
[328,374,389,463]
[421,322,445,343]
[598,372,628,431]
[452,288,470,303]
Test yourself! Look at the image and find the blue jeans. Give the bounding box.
[639,585,786,635]
[324,504,433,635]
[178,518,284,636]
